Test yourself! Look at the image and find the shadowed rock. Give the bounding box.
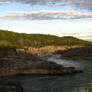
[0,78,23,92]
[60,47,92,60]
[0,49,82,76]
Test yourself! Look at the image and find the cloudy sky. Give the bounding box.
[0,0,92,39]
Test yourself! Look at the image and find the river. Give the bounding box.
[18,54,92,92]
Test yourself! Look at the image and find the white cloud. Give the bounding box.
[0,10,92,20]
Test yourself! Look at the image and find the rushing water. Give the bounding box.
[18,54,92,92]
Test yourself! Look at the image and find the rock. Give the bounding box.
[61,67,83,74]
[0,78,23,92]
[60,47,92,61]
[53,50,65,54]
[0,50,82,76]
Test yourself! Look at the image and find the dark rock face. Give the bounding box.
[0,78,23,92]
[0,50,82,76]
[53,50,65,54]
[60,67,83,74]
[60,47,92,60]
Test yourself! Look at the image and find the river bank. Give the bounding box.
[0,48,82,77]
[15,54,92,92]
[0,47,87,92]
[58,46,92,61]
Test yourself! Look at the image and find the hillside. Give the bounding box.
[0,30,92,48]
[0,30,83,76]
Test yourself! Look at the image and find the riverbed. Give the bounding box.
[18,54,92,92]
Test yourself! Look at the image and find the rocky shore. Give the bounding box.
[55,46,92,61]
[0,49,82,77]
[0,48,83,92]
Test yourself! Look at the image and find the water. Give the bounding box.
[17,54,92,92]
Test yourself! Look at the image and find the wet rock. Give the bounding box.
[61,67,83,74]
[0,50,83,76]
[0,78,23,92]
[60,47,92,61]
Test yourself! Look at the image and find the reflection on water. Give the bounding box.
[74,84,92,92]
[18,54,92,92]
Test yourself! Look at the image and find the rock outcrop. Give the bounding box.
[0,49,82,76]
[60,46,92,60]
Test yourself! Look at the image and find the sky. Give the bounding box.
[0,0,92,40]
